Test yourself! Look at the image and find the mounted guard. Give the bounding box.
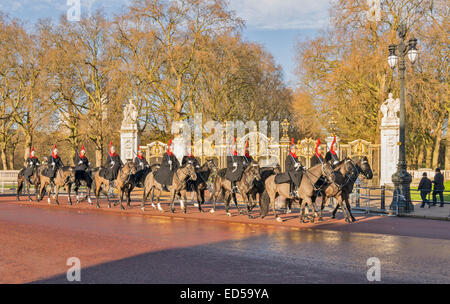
[134,146,149,172]
[154,139,180,191]
[325,136,340,165]
[224,137,245,193]
[100,142,123,187]
[310,138,324,167]
[44,145,64,185]
[274,138,303,198]
[24,147,40,184]
[243,140,253,166]
[181,142,200,168]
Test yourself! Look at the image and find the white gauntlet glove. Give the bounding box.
[78,160,83,164]
[233,162,237,167]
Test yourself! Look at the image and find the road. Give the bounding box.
[0,198,449,283]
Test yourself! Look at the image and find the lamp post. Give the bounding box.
[387,24,418,213]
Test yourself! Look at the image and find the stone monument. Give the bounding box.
[380,93,400,185]
[120,99,139,163]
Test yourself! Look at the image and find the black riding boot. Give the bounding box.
[290,182,298,198]
[231,181,238,193]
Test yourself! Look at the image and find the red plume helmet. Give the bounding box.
[52,144,57,158]
[330,136,336,155]
[315,138,321,157]
[244,140,250,158]
[232,137,237,156]
[289,138,298,158]
[79,145,86,158]
[109,141,114,156]
[167,139,173,155]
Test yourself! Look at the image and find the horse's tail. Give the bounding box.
[260,189,270,217]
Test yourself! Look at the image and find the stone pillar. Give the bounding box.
[120,99,140,163]
[379,93,400,186]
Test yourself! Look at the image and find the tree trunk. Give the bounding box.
[417,147,425,169]
[432,138,442,169]
[445,127,450,170]
[0,147,7,170]
[425,145,433,168]
[23,133,32,165]
[96,146,103,167]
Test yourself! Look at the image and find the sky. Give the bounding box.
[0,0,331,87]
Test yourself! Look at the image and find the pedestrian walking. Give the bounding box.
[432,167,445,207]
[418,172,432,208]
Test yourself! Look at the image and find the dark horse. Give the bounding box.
[184,159,218,212]
[210,161,261,218]
[318,156,373,222]
[73,170,94,205]
[17,165,42,201]
[123,164,160,207]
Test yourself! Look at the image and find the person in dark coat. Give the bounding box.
[285,138,303,197]
[310,138,325,167]
[432,168,445,207]
[103,142,123,182]
[418,172,432,208]
[134,147,149,172]
[225,137,245,193]
[325,136,340,166]
[181,144,200,168]
[24,147,40,183]
[73,145,91,184]
[154,139,180,189]
[45,145,64,184]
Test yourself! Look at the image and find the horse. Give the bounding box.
[37,166,75,205]
[246,165,282,216]
[92,160,137,210]
[184,159,218,211]
[263,162,335,222]
[318,156,373,222]
[210,161,261,218]
[16,165,42,201]
[73,169,94,205]
[123,164,159,207]
[141,163,197,213]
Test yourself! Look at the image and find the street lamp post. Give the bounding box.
[387,24,418,213]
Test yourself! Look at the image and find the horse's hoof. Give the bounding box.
[183,209,187,214]
[108,205,111,209]
[210,209,215,214]
[351,217,356,222]
[194,203,199,207]
[96,205,100,209]
[227,212,231,217]
[170,209,175,214]
[276,217,283,222]
[318,217,323,222]
[285,209,292,214]
[248,215,253,219]
[141,207,145,212]
[331,215,336,219]
[199,209,204,213]
[345,218,351,223]
[159,209,164,213]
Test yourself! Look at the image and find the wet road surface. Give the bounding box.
[0,200,449,283]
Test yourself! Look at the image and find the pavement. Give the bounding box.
[1,193,450,283]
[408,202,450,220]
